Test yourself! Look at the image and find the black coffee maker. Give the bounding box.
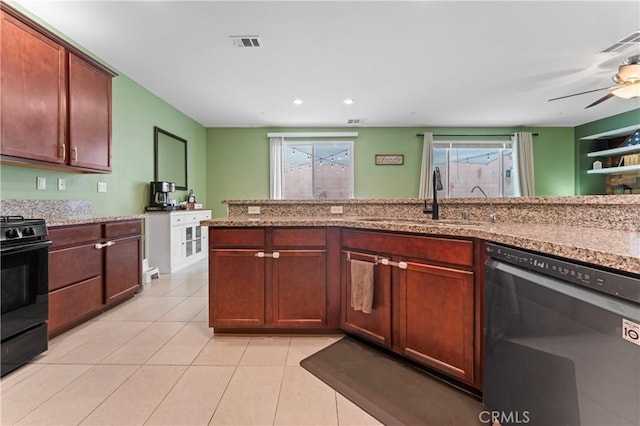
[147,181,176,210]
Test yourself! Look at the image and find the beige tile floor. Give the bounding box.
[0,259,382,426]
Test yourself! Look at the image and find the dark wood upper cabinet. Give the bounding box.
[0,4,116,173]
[68,53,112,171]
[0,11,66,164]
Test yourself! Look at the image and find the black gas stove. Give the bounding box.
[1,215,51,376]
[0,215,49,244]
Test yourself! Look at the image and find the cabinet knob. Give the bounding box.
[379,258,407,269]
[94,241,115,249]
[255,251,280,258]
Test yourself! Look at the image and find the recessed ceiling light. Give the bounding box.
[343,98,355,105]
[293,99,303,105]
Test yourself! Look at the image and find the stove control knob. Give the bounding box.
[6,228,19,239]
[22,227,35,236]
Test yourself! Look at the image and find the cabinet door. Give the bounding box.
[272,250,326,327]
[1,11,66,164]
[104,235,141,304]
[341,251,392,347]
[398,262,475,383]
[68,52,111,171]
[209,249,265,327]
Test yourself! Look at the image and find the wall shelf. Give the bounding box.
[587,144,640,158]
[587,164,640,174]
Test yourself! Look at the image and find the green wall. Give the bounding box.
[206,126,575,218]
[0,4,207,216]
[574,108,640,195]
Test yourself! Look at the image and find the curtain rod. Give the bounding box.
[416,133,539,137]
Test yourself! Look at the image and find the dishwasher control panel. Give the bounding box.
[486,243,639,304]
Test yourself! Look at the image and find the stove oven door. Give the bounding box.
[1,239,51,344]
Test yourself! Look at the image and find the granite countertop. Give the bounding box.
[201,217,640,275]
[47,214,145,227]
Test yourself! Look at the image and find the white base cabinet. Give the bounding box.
[145,210,211,273]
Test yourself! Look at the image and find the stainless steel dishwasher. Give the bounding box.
[484,243,639,426]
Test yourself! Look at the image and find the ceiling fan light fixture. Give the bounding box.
[612,82,640,99]
[613,64,640,84]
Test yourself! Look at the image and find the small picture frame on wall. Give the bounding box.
[375,154,404,165]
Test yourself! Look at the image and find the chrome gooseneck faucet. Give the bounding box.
[423,170,439,220]
[471,185,496,223]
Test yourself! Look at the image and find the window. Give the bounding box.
[281,141,353,199]
[433,141,515,198]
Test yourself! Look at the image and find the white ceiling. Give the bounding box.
[11,0,640,128]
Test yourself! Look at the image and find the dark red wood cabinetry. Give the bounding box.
[207,225,483,389]
[0,4,115,173]
[209,227,340,332]
[68,53,112,171]
[341,229,481,387]
[48,220,142,337]
[0,10,66,165]
[341,251,392,346]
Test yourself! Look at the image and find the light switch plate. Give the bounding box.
[97,182,107,193]
[330,205,344,214]
[248,206,261,214]
[57,178,66,191]
[36,177,46,190]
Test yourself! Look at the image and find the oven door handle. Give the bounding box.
[0,239,52,255]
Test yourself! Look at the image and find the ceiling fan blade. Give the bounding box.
[585,92,616,109]
[548,85,621,102]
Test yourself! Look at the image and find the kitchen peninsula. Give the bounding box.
[202,195,640,389]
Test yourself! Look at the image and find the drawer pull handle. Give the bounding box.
[94,241,115,249]
[255,251,280,259]
[379,258,408,269]
[72,147,78,162]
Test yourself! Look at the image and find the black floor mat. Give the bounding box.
[300,336,485,426]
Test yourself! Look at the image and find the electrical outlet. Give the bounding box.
[36,177,46,190]
[57,178,66,191]
[248,206,261,214]
[97,182,107,193]
[330,205,344,214]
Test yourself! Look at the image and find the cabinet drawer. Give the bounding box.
[209,228,265,248]
[170,214,187,226]
[49,276,102,334]
[171,212,211,226]
[272,228,326,247]
[342,229,473,267]
[49,224,101,248]
[49,243,102,291]
[104,220,141,238]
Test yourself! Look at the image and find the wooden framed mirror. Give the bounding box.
[154,126,187,190]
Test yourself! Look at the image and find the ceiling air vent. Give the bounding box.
[230,36,262,48]
[601,31,640,53]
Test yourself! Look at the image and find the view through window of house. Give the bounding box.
[433,142,515,198]
[282,141,353,199]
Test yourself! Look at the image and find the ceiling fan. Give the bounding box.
[549,55,640,108]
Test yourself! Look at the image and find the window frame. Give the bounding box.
[433,140,513,198]
[281,139,355,200]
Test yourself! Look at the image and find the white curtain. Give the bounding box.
[269,137,283,199]
[418,132,434,198]
[512,132,535,197]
